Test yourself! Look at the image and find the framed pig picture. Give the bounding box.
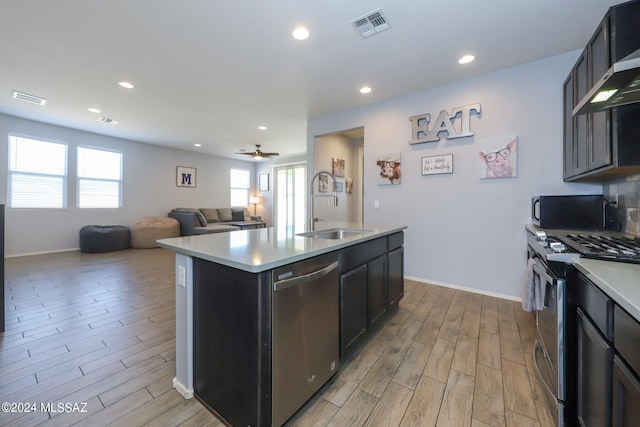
[376,153,401,185]
[478,136,517,179]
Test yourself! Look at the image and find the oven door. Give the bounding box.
[532,259,566,425]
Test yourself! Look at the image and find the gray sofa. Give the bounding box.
[168,207,264,236]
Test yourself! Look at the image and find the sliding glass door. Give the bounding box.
[274,164,306,237]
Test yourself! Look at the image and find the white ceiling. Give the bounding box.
[0,0,622,160]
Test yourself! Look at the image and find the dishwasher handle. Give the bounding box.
[273,261,339,292]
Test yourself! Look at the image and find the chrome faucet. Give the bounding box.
[309,170,339,230]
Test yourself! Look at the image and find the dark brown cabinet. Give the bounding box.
[340,264,368,354]
[612,305,640,427]
[563,0,640,181]
[612,355,640,427]
[339,232,404,356]
[576,308,613,427]
[387,247,404,309]
[571,272,640,427]
[367,254,387,328]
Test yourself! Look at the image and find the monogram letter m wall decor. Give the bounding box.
[176,166,196,188]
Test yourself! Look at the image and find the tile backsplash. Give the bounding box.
[604,173,640,236]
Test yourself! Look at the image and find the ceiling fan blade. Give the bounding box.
[260,152,279,157]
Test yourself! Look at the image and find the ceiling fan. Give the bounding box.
[236,144,279,159]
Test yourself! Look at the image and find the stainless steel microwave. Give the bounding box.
[532,195,615,230]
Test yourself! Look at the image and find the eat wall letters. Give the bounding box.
[408,103,481,145]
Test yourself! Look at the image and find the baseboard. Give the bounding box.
[173,377,194,399]
[5,247,80,258]
[404,275,522,303]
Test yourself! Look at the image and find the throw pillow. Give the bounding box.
[231,209,244,221]
[217,208,233,222]
[199,208,219,223]
[243,208,251,221]
[174,208,207,227]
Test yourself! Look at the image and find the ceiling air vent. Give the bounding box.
[350,8,391,38]
[98,116,119,125]
[12,90,47,106]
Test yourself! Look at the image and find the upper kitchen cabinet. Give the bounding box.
[564,0,640,181]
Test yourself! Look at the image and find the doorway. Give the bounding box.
[274,163,306,236]
[312,127,364,223]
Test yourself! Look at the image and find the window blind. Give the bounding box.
[77,147,123,208]
[8,136,68,208]
[230,168,250,207]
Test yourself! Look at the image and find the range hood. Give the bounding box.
[573,48,640,116]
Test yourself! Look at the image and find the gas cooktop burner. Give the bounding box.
[560,234,640,264]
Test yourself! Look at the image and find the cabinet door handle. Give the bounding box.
[273,261,338,291]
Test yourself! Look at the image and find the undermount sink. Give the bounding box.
[297,228,371,240]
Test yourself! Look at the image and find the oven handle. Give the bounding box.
[532,260,554,286]
[533,340,557,401]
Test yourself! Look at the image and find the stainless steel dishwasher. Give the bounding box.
[271,252,340,427]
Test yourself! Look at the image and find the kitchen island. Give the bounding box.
[157,222,406,427]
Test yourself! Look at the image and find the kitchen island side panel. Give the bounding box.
[193,258,272,427]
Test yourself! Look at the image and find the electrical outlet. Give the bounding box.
[374,200,380,209]
[177,265,186,287]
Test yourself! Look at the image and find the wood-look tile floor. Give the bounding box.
[1,248,554,427]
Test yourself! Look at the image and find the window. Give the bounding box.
[8,135,68,208]
[230,168,250,207]
[77,147,123,208]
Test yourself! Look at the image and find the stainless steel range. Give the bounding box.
[525,226,640,427]
[526,229,572,427]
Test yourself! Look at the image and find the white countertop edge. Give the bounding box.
[157,224,407,273]
[572,258,640,321]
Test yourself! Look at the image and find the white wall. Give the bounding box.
[308,51,602,299]
[0,113,256,256]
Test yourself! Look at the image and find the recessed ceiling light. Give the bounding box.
[360,86,372,94]
[458,55,475,64]
[88,108,101,113]
[258,126,267,130]
[118,81,134,89]
[292,27,309,40]
[194,143,202,147]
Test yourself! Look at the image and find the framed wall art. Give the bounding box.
[332,158,345,177]
[422,154,453,175]
[259,173,269,191]
[478,136,517,179]
[176,166,196,187]
[318,173,329,192]
[376,153,401,185]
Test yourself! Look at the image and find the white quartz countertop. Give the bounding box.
[156,222,406,273]
[572,258,640,320]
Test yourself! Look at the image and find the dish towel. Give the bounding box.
[522,257,545,312]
